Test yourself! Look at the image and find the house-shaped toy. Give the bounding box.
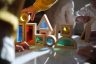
[37,14,53,35]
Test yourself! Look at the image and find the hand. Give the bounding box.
[21,7,36,21]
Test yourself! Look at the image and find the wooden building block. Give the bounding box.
[60,25,73,38]
[45,35,56,47]
[35,34,45,47]
[55,37,77,49]
[16,22,24,42]
[25,23,37,45]
[38,14,53,35]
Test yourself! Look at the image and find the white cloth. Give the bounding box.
[1,36,15,63]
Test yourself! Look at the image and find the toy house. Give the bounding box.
[36,14,57,47]
[37,14,53,35]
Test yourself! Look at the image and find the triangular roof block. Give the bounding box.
[38,14,53,31]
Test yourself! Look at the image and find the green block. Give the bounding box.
[57,37,75,46]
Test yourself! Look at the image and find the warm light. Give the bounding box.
[63,27,67,32]
[20,15,24,22]
[20,13,30,22]
[63,26,70,34]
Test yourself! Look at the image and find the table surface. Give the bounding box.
[15,35,89,64]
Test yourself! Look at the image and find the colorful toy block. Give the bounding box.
[38,14,53,35]
[25,23,37,45]
[60,25,73,38]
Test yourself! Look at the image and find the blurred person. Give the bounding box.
[21,0,58,21]
[76,0,96,31]
[76,0,96,63]
[46,0,75,30]
[74,16,91,35]
[0,0,24,64]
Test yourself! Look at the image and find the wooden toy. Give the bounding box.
[55,37,77,48]
[16,22,24,42]
[35,34,45,47]
[19,13,31,23]
[37,14,53,35]
[45,35,56,47]
[60,24,73,38]
[25,23,37,45]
